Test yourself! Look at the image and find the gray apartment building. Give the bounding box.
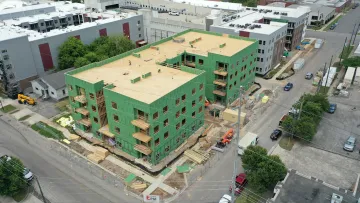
[0,2,144,96]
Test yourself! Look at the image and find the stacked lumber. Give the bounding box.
[95,147,110,159]
[87,153,103,163]
[184,149,210,164]
[69,134,81,141]
[131,183,147,190]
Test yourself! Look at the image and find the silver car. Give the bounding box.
[344,136,356,152]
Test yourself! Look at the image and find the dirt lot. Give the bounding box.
[164,171,186,190]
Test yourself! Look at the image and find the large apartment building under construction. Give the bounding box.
[65,29,258,165]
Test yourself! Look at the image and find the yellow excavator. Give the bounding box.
[18,94,36,105]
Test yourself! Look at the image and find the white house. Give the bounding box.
[31,68,74,101]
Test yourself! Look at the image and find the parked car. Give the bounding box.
[343,136,356,152]
[270,129,283,141]
[219,194,232,203]
[229,173,248,195]
[328,103,337,113]
[284,83,293,91]
[305,72,313,80]
[169,11,180,16]
[0,155,34,181]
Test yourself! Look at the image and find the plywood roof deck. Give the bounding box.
[73,31,254,104]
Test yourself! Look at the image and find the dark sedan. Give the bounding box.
[284,83,293,91]
[270,129,282,140]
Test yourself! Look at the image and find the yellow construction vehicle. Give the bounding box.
[18,94,36,105]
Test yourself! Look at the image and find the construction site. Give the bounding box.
[65,29,258,170]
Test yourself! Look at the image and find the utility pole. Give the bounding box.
[35,176,47,203]
[317,62,327,93]
[231,86,243,203]
[352,23,360,45]
[349,23,357,49]
[324,55,333,91]
[339,37,348,64]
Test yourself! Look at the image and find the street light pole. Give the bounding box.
[231,86,243,203]
[352,23,360,45]
[35,176,47,203]
[339,37,348,64]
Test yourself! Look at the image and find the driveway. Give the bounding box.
[312,85,360,159]
[272,143,359,190]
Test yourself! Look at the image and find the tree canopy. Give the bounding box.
[342,56,360,67]
[58,35,135,70]
[242,146,287,192]
[0,157,28,196]
[230,0,258,7]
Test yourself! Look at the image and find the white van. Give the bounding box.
[238,132,259,155]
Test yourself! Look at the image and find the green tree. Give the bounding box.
[300,93,330,112]
[342,56,360,67]
[242,145,267,171]
[294,116,316,141]
[58,37,87,70]
[74,57,90,68]
[302,101,323,124]
[108,35,136,57]
[0,157,27,196]
[242,146,287,193]
[84,52,99,63]
[247,155,287,192]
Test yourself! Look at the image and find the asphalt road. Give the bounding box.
[0,114,139,203]
[330,6,360,34]
[175,30,359,203]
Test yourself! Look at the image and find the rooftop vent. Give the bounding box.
[331,193,343,203]
[131,77,141,84]
[173,37,185,43]
[229,24,235,27]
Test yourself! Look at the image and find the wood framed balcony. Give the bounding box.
[213,90,226,97]
[74,95,87,104]
[77,118,91,127]
[133,132,151,143]
[213,79,227,87]
[98,125,114,138]
[134,144,152,155]
[214,70,228,76]
[131,119,150,130]
[75,107,89,116]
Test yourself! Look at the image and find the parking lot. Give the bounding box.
[311,85,360,159]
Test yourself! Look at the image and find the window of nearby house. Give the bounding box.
[192,88,196,95]
[89,93,94,99]
[229,84,232,90]
[68,85,73,91]
[165,145,170,152]
[163,106,168,114]
[156,153,160,160]
[199,59,204,65]
[51,91,54,95]
[91,105,96,112]
[263,41,266,45]
[176,98,180,106]
[154,125,159,134]
[164,131,169,139]
[182,133,186,139]
[35,87,39,90]
[199,106,203,113]
[259,40,262,44]
[199,83,204,90]
[192,111,195,118]
[176,137,180,143]
[192,100,196,107]
[70,96,75,103]
[115,127,120,134]
[182,107,186,114]
[176,111,180,118]
[163,119,168,127]
[199,95,203,102]
[112,102,117,109]
[139,34,142,38]
[182,119,186,125]
[138,20,141,24]
[155,138,160,146]
[257,57,260,61]
[94,117,98,123]
[153,112,158,120]
[62,89,66,95]
[235,71,238,76]
[176,123,180,130]
[182,94,186,101]
[113,114,119,122]
[234,81,237,86]
[138,27,141,31]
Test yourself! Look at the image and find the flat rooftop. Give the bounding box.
[73,31,255,104]
[218,10,287,34]
[275,171,359,203]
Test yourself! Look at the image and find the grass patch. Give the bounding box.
[236,189,263,203]
[19,115,32,121]
[31,122,65,140]
[319,86,330,94]
[0,104,17,113]
[12,187,29,202]
[279,136,295,151]
[324,16,342,31]
[55,99,70,112]
[10,109,20,114]
[332,61,343,72]
[340,45,354,59]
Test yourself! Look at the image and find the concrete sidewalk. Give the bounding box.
[319,13,343,31]
[272,51,303,79]
[0,195,43,203]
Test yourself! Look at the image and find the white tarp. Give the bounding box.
[344,67,356,84]
[293,58,305,70]
[354,43,360,56]
[315,39,323,49]
[321,67,337,87]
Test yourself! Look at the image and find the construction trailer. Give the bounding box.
[65,29,258,166]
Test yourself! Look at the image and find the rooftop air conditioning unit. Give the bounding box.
[331,193,343,203]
